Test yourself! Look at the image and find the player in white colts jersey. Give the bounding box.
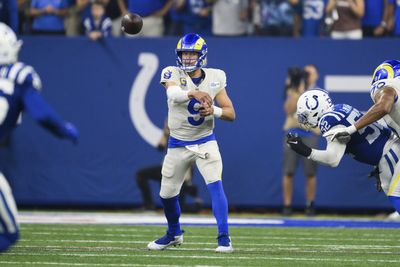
[286,89,400,215]
[147,33,236,253]
[323,60,400,213]
[0,23,78,252]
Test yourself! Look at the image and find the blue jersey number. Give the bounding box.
[0,78,14,124]
[187,98,204,126]
[347,109,384,144]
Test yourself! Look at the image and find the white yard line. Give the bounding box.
[3,252,400,264]
[28,231,400,242]
[19,239,400,249]
[15,245,395,254]
[0,261,206,267]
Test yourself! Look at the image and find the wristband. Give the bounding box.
[348,125,357,134]
[213,106,223,118]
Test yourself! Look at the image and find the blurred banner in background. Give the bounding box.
[1,37,398,210]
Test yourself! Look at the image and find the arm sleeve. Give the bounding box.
[309,139,346,167]
[22,86,70,139]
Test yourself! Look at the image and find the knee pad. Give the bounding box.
[160,176,181,199]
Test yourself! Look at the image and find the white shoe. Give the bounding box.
[387,211,400,220]
[147,231,183,251]
[215,244,234,253]
[215,234,234,253]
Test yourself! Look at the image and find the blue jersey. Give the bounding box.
[319,104,392,165]
[0,62,74,142]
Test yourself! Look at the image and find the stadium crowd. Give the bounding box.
[1,0,400,38]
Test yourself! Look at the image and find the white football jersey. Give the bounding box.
[160,66,226,141]
[371,78,400,135]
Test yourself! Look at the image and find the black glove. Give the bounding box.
[368,166,382,192]
[286,133,312,157]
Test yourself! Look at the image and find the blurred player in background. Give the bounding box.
[0,22,78,252]
[323,60,400,214]
[147,33,236,253]
[136,119,203,212]
[286,89,400,216]
[282,65,320,216]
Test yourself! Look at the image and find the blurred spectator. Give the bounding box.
[289,0,326,37]
[362,0,391,37]
[104,0,127,36]
[122,0,173,37]
[17,0,31,34]
[389,0,400,36]
[83,0,111,40]
[64,0,88,36]
[254,0,294,36]
[282,65,320,216]
[325,0,364,39]
[30,0,69,35]
[164,0,186,36]
[183,0,212,36]
[0,0,18,32]
[211,0,249,37]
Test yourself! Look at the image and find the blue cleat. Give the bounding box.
[215,233,233,253]
[147,230,184,250]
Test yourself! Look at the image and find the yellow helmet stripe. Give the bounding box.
[372,63,395,80]
[176,39,182,50]
[194,38,205,50]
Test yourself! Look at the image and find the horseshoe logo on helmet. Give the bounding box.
[306,95,319,111]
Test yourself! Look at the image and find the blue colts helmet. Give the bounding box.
[372,60,400,84]
[175,33,207,72]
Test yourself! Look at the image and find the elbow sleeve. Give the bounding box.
[309,141,346,167]
[166,85,189,103]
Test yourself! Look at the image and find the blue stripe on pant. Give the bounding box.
[0,189,19,252]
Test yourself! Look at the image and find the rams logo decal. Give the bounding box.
[163,70,172,79]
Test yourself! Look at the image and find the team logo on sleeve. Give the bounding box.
[180,78,187,87]
[163,70,172,79]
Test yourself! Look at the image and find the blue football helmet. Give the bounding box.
[175,33,207,72]
[371,60,400,84]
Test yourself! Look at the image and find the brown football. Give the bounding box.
[121,13,143,35]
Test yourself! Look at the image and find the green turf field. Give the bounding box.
[1,224,399,266]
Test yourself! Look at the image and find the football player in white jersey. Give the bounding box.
[0,23,78,252]
[323,60,400,214]
[147,33,236,253]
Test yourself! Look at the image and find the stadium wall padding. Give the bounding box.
[2,36,399,210]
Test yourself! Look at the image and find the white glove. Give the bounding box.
[322,125,357,143]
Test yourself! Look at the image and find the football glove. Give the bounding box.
[64,122,79,144]
[322,125,356,143]
[368,166,382,192]
[286,133,312,157]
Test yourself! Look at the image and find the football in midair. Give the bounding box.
[121,13,143,35]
